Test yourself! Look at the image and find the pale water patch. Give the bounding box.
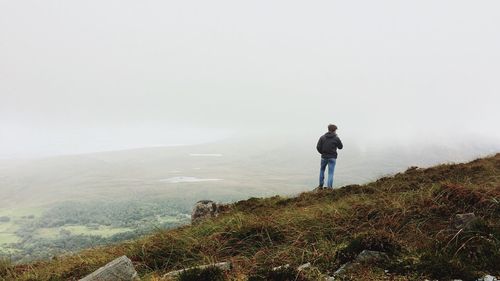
[159,177,223,183]
[189,153,223,157]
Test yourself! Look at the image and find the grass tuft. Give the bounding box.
[176,266,226,281]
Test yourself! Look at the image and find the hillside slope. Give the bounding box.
[2,154,499,280]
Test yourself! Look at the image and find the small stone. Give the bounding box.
[477,275,498,281]
[333,262,353,276]
[297,262,311,271]
[355,250,389,263]
[272,264,290,271]
[452,213,477,229]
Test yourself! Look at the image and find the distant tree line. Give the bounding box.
[1,198,193,263]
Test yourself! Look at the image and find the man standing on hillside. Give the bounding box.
[316,124,343,189]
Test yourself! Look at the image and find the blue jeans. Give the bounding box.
[319,157,336,188]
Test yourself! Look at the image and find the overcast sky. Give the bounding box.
[1,0,499,158]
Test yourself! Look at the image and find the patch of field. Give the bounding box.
[0,219,20,249]
[0,221,15,233]
[0,207,45,249]
[0,207,45,219]
[0,233,20,245]
[36,225,133,239]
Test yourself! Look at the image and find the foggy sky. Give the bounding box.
[1,0,500,158]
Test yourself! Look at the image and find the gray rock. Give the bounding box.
[477,275,498,281]
[79,256,139,281]
[453,213,477,229]
[334,250,388,277]
[297,262,311,271]
[163,262,231,278]
[191,200,222,224]
[355,250,389,263]
[333,262,352,276]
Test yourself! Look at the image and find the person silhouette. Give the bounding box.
[316,124,343,189]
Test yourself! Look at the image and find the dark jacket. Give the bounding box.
[317,132,343,159]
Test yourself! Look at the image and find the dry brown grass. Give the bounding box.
[2,153,499,281]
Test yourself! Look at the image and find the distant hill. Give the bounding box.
[2,153,499,280]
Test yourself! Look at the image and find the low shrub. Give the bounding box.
[418,218,500,279]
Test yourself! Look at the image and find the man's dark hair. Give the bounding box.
[328,124,338,132]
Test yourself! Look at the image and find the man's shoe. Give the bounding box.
[314,186,324,192]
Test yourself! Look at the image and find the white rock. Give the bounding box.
[297,262,311,271]
[477,275,499,281]
[163,262,231,278]
[272,264,290,271]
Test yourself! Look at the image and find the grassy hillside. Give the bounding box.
[1,154,499,280]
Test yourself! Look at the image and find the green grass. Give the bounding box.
[0,207,46,253]
[0,231,17,253]
[2,153,499,281]
[0,222,18,237]
[0,233,19,246]
[0,207,45,238]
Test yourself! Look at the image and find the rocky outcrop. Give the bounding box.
[191,200,223,224]
[163,262,231,278]
[79,256,139,281]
